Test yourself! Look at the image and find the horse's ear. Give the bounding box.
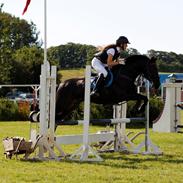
[150,56,157,63]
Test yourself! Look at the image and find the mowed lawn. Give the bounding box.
[0,122,183,183]
[58,68,84,82]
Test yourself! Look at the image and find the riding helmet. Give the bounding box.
[116,36,130,46]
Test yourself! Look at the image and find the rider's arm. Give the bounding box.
[106,48,121,67]
[107,54,120,67]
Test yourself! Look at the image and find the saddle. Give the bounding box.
[91,69,113,90]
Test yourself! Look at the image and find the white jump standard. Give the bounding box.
[153,82,183,132]
[132,80,162,155]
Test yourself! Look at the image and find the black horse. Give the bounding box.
[56,55,160,121]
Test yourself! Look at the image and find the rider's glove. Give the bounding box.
[118,58,125,65]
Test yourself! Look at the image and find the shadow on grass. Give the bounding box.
[20,158,45,163]
[60,153,183,170]
[99,153,183,167]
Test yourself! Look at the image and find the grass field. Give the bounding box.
[58,68,84,81]
[1,122,183,183]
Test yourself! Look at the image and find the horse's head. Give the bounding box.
[143,56,160,89]
[116,55,160,90]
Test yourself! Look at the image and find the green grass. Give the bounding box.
[1,121,183,183]
[59,68,84,81]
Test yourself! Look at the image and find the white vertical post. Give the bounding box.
[38,63,50,158]
[70,65,102,161]
[83,66,91,144]
[39,65,49,136]
[80,65,91,159]
[49,66,57,135]
[133,80,162,155]
[49,66,65,157]
[119,103,127,136]
[145,80,150,151]
[113,103,134,152]
[44,0,47,65]
[39,0,49,137]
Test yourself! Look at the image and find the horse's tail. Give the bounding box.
[56,81,71,105]
[56,82,64,92]
[55,78,85,120]
[55,81,71,119]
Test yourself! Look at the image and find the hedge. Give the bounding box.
[0,97,164,124]
[0,98,30,121]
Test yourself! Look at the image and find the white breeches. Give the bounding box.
[91,57,108,78]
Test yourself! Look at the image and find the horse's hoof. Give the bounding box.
[138,105,146,113]
[55,119,64,125]
[90,91,100,97]
[29,111,38,122]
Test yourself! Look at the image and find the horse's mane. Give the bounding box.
[111,55,150,76]
[125,55,149,65]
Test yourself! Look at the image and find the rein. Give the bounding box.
[120,74,133,82]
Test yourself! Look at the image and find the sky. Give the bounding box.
[1,0,183,54]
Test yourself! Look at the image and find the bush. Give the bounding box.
[0,99,30,121]
[0,97,164,124]
[90,104,113,119]
[67,96,163,127]
[68,97,164,127]
[127,97,164,127]
[149,97,164,124]
[67,103,113,122]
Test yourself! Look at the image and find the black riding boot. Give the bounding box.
[91,74,104,95]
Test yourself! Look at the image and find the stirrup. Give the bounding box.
[90,89,100,96]
[90,90,96,96]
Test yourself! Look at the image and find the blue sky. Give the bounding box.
[1,0,183,54]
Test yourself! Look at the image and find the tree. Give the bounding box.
[12,46,43,84]
[0,3,3,12]
[48,43,96,68]
[0,8,41,84]
[147,49,183,72]
[127,48,140,56]
[0,12,40,51]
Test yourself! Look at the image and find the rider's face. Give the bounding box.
[121,43,128,50]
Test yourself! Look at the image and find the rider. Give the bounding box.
[91,36,130,95]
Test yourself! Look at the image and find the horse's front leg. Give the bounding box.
[136,94,148,113]
[133,100,142,112]
[128,93,148,114]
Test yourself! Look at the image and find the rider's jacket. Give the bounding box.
[95,45,120,64]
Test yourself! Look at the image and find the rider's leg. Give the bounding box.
[91,58,107,95]
[91,73,105,94]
